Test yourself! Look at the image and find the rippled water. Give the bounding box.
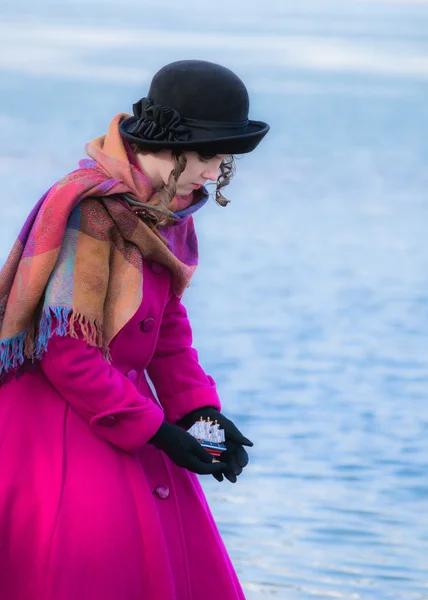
[1,1,428,598]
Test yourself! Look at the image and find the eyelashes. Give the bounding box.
[198,153,218,163]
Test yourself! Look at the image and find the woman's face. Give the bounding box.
[171,152,229,196]
[136,150,229,196]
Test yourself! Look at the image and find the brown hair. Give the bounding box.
[215,154,235,207]
[129,144,236,226]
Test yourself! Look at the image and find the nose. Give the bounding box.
[202,164,220,182]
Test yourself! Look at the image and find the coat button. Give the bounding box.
[154,486,170,499]
[126,369,138,383]
[140,318,155,332]
[150,262,166,275]
[99,415,117,427]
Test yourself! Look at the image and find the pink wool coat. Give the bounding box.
[0,259,246,600]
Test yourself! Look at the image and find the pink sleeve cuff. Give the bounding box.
[90,405,164,453]
[163,376,221,424]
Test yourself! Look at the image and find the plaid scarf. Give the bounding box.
[0,114,203,379]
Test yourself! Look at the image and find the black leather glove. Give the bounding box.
[149,421,228,476]
[178,407,253,483]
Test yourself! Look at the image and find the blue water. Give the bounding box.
[1,1,428,597]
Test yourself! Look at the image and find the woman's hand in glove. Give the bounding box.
[178,407,253,483]
[149,421,228,476]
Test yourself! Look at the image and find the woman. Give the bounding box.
[0,60,269,600]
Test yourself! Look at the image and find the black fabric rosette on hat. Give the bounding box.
[120,60,270,155]
[130,98,192,143]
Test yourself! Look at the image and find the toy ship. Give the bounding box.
[187,417,227,457]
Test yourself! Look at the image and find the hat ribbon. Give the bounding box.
[130,97,249,143]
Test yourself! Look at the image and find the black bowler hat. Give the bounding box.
[119,60,270,155]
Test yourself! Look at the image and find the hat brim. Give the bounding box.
[119,117,270,155]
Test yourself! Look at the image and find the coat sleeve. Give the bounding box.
[40,327,164,453]
[146,292,221,424]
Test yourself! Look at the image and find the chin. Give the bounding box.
[177,186,193,196]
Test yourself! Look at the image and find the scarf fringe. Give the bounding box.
[0,306,109,379]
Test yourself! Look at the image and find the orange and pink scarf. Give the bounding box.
[0,114,205,379]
